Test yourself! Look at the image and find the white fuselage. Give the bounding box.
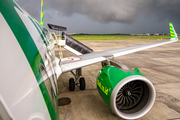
[0,1,59,119]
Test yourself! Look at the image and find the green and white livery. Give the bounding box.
[0,0,178,120]
[169,22,178,41]
[40,0,44,26]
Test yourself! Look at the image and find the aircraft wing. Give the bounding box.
[59,23,178,73]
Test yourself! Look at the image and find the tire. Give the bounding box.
[79,77,85,90]
[69,78,75,91]
[101,62,108,68]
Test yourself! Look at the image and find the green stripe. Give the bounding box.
[28,16,48,46]
[36,21,48,41]
[169,23,176,38]
[0,1,59,120]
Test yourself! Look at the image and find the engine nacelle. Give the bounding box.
[97,65,156,120]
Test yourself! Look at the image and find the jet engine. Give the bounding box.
[97,61,156,119]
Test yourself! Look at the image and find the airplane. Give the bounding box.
[0,0,178,120]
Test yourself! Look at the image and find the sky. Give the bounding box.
[15,0,180,34]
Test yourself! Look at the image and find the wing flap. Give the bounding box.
[61,57,106,72]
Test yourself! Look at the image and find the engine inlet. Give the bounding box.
[111,75,156,120]
[116,80,144,110]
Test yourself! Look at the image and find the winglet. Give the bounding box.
[169,22,178,41]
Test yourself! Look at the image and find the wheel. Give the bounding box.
[79,77,85,90]
[69,78,75,91]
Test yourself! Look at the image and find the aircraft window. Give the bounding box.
[0,100,12,120]
[39,64,56,110]
[42,27,52,43]
[44,30,55,51]
[43,27,48,36]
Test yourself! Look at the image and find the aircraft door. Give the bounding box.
[40,63,57,110]
[44,52,57,95]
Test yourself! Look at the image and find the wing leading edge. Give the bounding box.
[60,23,178,73]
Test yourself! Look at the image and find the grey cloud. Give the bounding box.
[45,0,145,23]
[16,0,180,24]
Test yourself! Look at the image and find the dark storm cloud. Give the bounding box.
[15,0,180,24]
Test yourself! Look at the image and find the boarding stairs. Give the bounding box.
[65,34,93,55]
[48,23,93,60]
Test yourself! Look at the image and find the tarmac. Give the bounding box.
[57,40,180,120]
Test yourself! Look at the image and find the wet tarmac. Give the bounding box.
[57,40,180,120]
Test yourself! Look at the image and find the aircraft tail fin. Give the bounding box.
[169,22,178,41]
[40,0,44,26]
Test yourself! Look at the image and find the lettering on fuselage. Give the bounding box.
[97,80,108,95]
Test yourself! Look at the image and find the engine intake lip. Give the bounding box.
[111,75,156,120]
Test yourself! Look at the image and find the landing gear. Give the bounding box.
[69,78,75,91]
[79,77,85,90]
[69,68,86,91]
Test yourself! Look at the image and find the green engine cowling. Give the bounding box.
[97,65,156,120]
